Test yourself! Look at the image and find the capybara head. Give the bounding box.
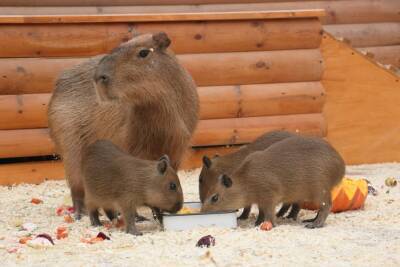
[146,155,184,213]
[201,174,244,213]
[93,32,175,103]
[198,155,222,203]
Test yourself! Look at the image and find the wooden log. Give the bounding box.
[0,0,397,24]
[0,113,325,158]
[0,0,321,6]
[324,23,400,48]
[0,50,323,94]
[0,94,49,130]
[0,10,325,24]
[0,160,65,185]
[322,33,400,164]
[358,45,400,68]
[199,82,325,119]
[193,113,326,146]
[0,82,325,129]
[0,19,321,57]
[0,128,54,158]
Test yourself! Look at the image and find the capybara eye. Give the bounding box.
[199,177,203,184]
[138,49,151,58]
[169,182,177,191]
[211,194,219,203]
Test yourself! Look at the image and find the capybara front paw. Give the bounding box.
[305,222,324,229]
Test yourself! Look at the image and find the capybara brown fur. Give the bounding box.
[199,130,296,220]
[201,136,345,229]
[82,140,183,235]
[48,32,198,219]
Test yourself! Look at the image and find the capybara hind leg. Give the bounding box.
[238,206,251,220]
[305,196,332,229]
[286,203,300,220]
[260,205,277,227]
[123,208,142,236]
[276,203,291,217]
[71,186,85,220]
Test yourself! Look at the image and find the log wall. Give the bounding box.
[0,7,327,184]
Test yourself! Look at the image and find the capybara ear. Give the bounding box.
[202,156,212,169]
[159,154,170,163]
[152,32,171,50]
[220,174,233,188]
[157,158,168,175]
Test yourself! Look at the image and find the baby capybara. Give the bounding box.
[48,32,198,219]
[201,136,345,228]
[82,140,183,235]
[199,130,297,220]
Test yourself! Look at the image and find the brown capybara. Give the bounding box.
[201,136,345,229]
[82,140,183,235]
[48,32,198,219]
[199,130,297,220]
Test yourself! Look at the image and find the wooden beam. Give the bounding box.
[0,49,323,94]
[0,10,325,24]
[0,0,397,24]
[322,33,400,164]
[0,18,322,57]
[0,82,325,129]
[324,23,400,48]
[0,113,326,158]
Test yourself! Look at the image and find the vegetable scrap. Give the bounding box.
[56,205,74,216]
[21,222,37,232]
[31,198,43,205]
[196,235,216,248]
[19,236,32,244]
[80,231,110,244]
[56,227,68,240]
[63,215,74,223]
[26,234,54,249]
[260,221,273,231]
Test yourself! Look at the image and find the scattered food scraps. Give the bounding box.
[385,177,398,187]
[27,234,54,249]
[31,198,43,204]
[177,206,200,214]
[63,214,74,223]
[7,247,19,253]
[97,232,110,240]
[56,205,75,216]
[368,185,379,196]
[80,231,110,244]
[196,235,216,248]
[260,221,273,231]
[19,236,32,244]
[56,227,68,240]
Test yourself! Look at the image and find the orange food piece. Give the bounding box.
[64,215,74,223]
[260,221,273,231]
[56,226,68,240]
[19,236,32,244]
[31,198,43,204]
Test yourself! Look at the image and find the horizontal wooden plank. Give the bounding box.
[0,94,49,130]
[0,113,326,158]
[0,49,323,94]
[358,45,400,68]
[0,1,397,24]
[0,0,320,6]
[0,10,326,24]
[0,128,54,158]
[199,82,325,119]
[193,113,326,146]
[0,18,322,57]
[324,23,400,48]
[0,145,241,185]
[0,82,325,129]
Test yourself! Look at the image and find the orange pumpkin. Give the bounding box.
[302,178,368,213]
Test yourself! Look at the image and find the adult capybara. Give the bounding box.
[201,136,345,228]
[82,140,183,235]
[199,130,296,220]
[48,32,198,219]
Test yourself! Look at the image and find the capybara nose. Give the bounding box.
[170,201,183,214]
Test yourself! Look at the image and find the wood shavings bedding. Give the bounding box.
[0,164,399,267]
